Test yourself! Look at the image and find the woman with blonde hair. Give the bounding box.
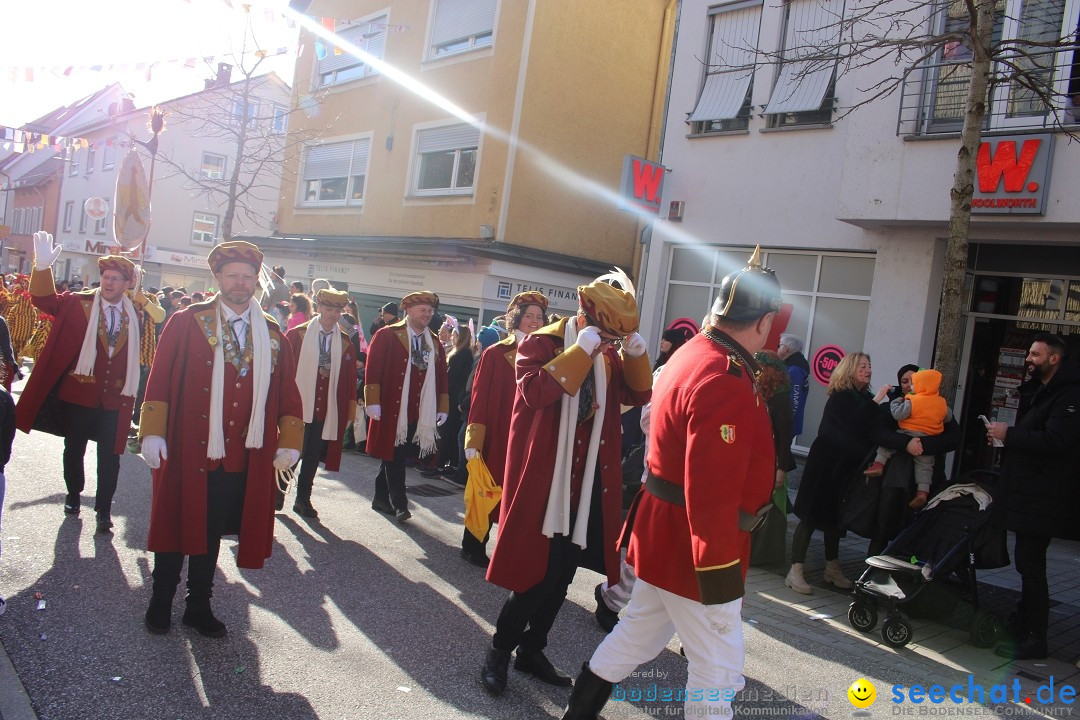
[787,352,889,593]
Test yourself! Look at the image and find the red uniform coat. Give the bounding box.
[486,319,652,593]
[464,334,518,486]
[285,321,358,472]
[627,331,775,604]
[139,300,304,569]
[16,268,138,454]
[363,319,449,462]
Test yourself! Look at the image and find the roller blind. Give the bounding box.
[319,16,387,74]
[431,0,497,46]
[764,0,843,114]
[417,123,480,154]
[688,3,762,121]
[304,141,353,180]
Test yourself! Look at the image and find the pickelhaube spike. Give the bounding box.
[711,246,782,323]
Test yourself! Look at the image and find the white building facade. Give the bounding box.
[641,0,1080,472]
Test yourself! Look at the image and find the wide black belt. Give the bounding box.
[645,471,772,533]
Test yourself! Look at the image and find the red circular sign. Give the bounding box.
[812,345,846,386]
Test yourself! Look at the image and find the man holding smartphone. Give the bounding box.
[987,333,1080,660]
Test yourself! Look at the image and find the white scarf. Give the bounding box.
[542,320,607,548]
[397,325,438,456]
[207,297,272,459]
[295,315,341,441]
[72,291,141,397]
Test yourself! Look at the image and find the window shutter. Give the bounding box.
[304,142,353,180]
[351,138,371,174]
[417,123,481,154]
[764,0,843,115]
[688,3,761,121]
[431,0,497,46]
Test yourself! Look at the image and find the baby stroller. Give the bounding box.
[846,481,1007,648]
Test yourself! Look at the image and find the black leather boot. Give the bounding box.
[562,663,613,720]
[144,592,174,635]
[481,644,512,695]
[182,602,227,638]
[515,649,572,686]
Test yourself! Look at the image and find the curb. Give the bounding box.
[0,635,37,720]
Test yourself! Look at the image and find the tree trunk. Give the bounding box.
[933,0,996,405]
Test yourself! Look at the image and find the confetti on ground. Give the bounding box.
[35,600,46,610]
[110,677,122,682]
[33,592,43,600]
[236,667,245,674]
[808,613,832,621]
[39,634,46,641]
[397,687,411,693]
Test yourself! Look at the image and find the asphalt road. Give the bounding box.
[0,405,932,719]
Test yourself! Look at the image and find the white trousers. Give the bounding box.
[589,579,745,718]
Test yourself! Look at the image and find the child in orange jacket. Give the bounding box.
[864,368,953,509]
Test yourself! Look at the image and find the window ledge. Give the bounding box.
[403,193,475,207]
[422,47,494,70]
[686,129,750,139]
[293,205,365,215]
[313,74,381,96]
[759,123,833,133]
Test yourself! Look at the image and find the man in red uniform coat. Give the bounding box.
[461,291,548,567]
[281,287,357,519]
[16,231,155,532]
[364,291,448,524]
[139,241,303,638]
[562,248,782,720]
[481,271,652,697]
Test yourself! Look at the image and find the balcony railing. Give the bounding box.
[896,47,1080,137]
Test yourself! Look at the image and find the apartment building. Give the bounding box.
[259,0,676,325]
[641,0,1080,470]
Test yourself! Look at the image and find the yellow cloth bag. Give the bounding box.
[464,455,502,542]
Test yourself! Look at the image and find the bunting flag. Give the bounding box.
[0,125,129,156]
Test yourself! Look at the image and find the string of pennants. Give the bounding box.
[0,126,128,156]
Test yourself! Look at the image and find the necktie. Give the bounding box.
[109,306,119,335]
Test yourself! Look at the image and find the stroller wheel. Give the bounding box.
[881,616,913,648]
[969,610,1003,648]
[848,602,878,633]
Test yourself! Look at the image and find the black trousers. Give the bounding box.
[492,534,582,654]
[1014,532,1052,641]
[150,469,247,607]
[462,527,491,556]
[62,402,120,513]
[373,424,419,512]
[791,519,841,563]
[295,420,327,504]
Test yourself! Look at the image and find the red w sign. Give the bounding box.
[971,133,1053,215]
[619,154,666,215]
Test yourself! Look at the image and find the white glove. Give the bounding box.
[623,332,647,358]
[140,435,168,470]
[703,598,742,635]
[436,412,447,426]
[274,448,299,470]
[366,404,381,421]
[576,326,603,355]
[33,231,62,269]
[465,447,479,461]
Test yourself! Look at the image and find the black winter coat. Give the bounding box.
[794,387,878,528]
[1002,363,1080,539]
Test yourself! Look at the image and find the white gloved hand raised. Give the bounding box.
[703,598,742,635]
[33,231,63,269]
[365,404,381,421]
[274,448,299,470]
[436,412,447,426]
[464,447,479,461]
[622,332,647,358]
[576,326,603,355]
[140,435,168,470]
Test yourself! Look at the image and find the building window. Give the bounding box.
[63,201,75,232]
[94,201,109,235]
[413,123,480,196]
[79,200,89,233]
[316,14,388,88]
[191,212,219,245]
[201,152,227,180]
[688,0,763,134]
[103,144,116,170]
[428,0,497,59]
[272,106,288,134]
[231,99,257,128]
[86,147,96,173]
[763,0,843,126]
[301,138,371,206]
[69,151,79,176]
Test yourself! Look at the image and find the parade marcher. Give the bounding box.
[281,288,358,519]
[460,292,549,567]
[15,232,151,532]
[364,291,449,523]
[562,248,781,720]
[139,241,303,638]
[989,333,1080,660]
[481,270,651,697]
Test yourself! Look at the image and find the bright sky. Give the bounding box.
[0,0,299,127]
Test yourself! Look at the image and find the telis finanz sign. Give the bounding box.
[971,133,1054,215]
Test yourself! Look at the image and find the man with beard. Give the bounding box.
[989,333,1080,660]
[16,232,155,532]
[139,240,303,638]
